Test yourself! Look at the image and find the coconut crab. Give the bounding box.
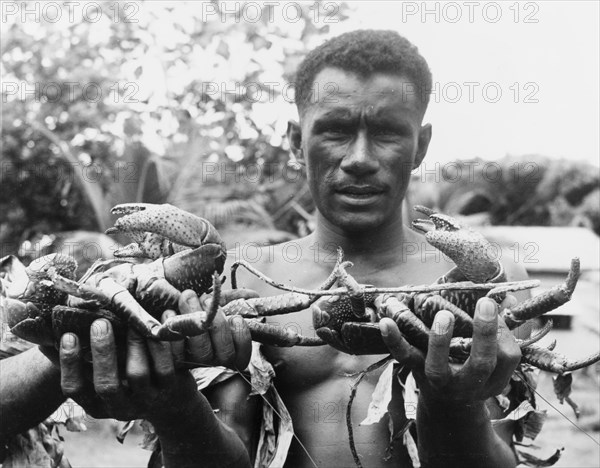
[305,206,600,375]
[2,203,599,376]
[1,203,228,348]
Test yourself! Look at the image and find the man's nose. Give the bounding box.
[340,131,379,175]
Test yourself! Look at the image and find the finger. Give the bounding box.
[424,311,454,387]
[220,289,260,306]
[485,318,521,396]
[464,298,498,381]
[147,339,175,387]
[228,315,251,370]
[90,319,122,396]
[126,327,151,394]
[60,333,85,397]
[380,318,424,368]
[179,290,202,315]
[209,310,235,367]
[178,291,215,364]
[162,309,184,365]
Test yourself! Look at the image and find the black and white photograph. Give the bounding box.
[1,1,599,467]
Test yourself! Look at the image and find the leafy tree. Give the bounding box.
[1,1,351,252]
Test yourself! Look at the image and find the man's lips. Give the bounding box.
[335,185,386,195]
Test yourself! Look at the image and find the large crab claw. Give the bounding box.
[107,203,226,260]
[412,205,503,284]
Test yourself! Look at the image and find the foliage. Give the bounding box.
[1,1,351,252]
[409,155,600,234]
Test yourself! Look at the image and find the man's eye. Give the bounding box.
[324,128,351,137]
[371,128,397,137]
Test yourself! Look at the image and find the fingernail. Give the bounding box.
[379,320,389,337]
[62,333,76,349]
[433,312,452,335]
[91,319,109,338]
[480,299,497,320]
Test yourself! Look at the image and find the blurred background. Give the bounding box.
[1,1,598,467]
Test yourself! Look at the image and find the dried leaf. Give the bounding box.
[552,373,580,418]
[517,447,563,467]
[360,359,395,426]
[248,341,276,396]
[140,420,160,452]
[403,429,421,468]
[402,371,419,420]
[116,420,136,444]
[3,422,65,468]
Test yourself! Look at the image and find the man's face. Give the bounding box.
[293,68,431,233]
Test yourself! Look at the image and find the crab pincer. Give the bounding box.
[107,203,226,259]
[412,205,504,284]
[412,206,506,315]
[107,203,227,296]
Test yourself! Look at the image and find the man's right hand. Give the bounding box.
[168,289,255,371]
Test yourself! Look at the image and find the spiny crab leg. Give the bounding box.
[226,248,349,318]
[372,295,600,374]
[520,343,600,374]
[222,250,353,348]
[230,247,346,290]
[516,319,554,348]
[230,257,540,298]
[107,203,225,260]
[49,268,162,338]
[502,258,580,330]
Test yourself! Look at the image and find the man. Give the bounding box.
[2,30,530,467]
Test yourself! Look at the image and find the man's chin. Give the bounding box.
[326,212,388,234]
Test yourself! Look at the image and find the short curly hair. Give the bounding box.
[294,29,432,116]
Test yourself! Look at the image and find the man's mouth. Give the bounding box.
[337,185,385,196]
[335,185,386,204]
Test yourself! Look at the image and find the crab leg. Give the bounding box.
[413,294,473,337]
[152,274,221,340]
[226,249,350,318]
[335,262,367,319]
[245,320,324,347]
[515,320,554,348]
[521,343,600,374]
[49,270,162,338]
[375,295,430,351]
[230,247,346,290]
[503,258,580,329]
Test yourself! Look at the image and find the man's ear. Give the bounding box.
[287,120,303,163]
[413,123,432,169]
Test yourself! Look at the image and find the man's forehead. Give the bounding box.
[304,67,423,117]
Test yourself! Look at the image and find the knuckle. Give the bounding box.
[155,365,175,381]
[95,381,120,396]
[60,348,79,363]
[127,368,149,384]
[475,321,498,338]
[469,356,496,375]
[61,379,83,397]
[424,367,446,386]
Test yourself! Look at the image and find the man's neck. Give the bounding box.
[309,208,415,268]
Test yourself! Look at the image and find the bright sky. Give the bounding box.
[326,1,600,167]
